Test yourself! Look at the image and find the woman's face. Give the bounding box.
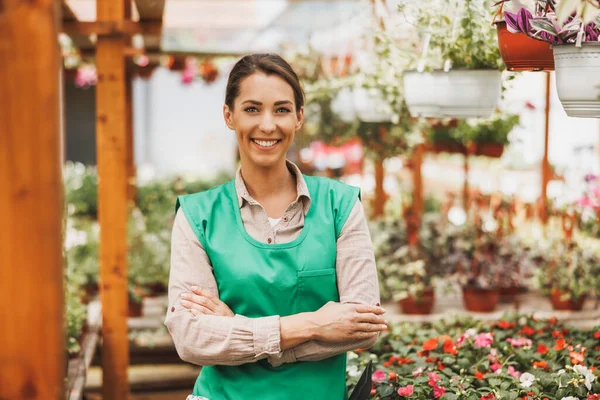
[223,72,304,169]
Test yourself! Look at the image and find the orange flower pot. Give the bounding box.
[462,287,499,312]
[549,290,587,311]
[397,287,435,315]
[474,143,505,158]
[495,21,554,71]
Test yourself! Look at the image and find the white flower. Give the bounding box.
[520,372,536,388]
[347,365,361,378]
[560,397,579,400]
[574,364,595,390]
[347,351,358,360]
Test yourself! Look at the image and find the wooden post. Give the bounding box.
[0,1,64,399]
[97,0,131,398]
[373,158,386,217]
[407,144,424,245]
[540,72,552,224]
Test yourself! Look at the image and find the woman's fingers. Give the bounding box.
[189,287,220,308]
[353,304,386,315]
[181,300,215,315]
[181,292,217,312]
[355,322,388,333]
[356,312,387,325]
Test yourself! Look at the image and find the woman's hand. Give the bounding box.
[311,302,387,342]
[180,286,234,317]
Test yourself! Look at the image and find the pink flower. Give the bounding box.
[428,372,442,386]
[456,328,477,346]
[506,338,532,348]
[474,333,494,348]
[433,385,446,398]
[397,385,414,397]
[508,366,521,379]
[488,348,498,364]
[480,394,495,400]
[372,369,386,383]
[490,362,502,372]
[413,367,424,377]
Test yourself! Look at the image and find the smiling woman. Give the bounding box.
[164,54,384,400]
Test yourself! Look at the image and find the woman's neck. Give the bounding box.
[239,158,296,203]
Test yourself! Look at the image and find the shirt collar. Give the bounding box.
[235,160,312,215]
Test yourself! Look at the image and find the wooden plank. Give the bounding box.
[96,0,130,398]
[540,72,551,224]
[61,20,162,36]
[134,0,166,21]
[0,1,64,399]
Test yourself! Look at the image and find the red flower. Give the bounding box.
[388,372,397,381]
[536,344,549,354]
[522,326,536,336]
[437,361,445,370]
[594,331,600,339]
[474,371,485,380]
[397,385,414,397]
[552,330,563,338]
[481,395,495,400]
[443,339,458,355]
[496,320,515,330]
[426,356,438,364]
[423,338,439,351]
[555,339,566,351]
[570,350,585,365]
[427,372,442,387]
[433,385,446,399]
[548,317,558,325]
[533,361,550,370]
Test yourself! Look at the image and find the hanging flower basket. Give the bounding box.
[438,70,502,119]
[428,141,467,155]
[462,287,499,312]
[474,142,505,158]
[403,71,442,118]
[548,289,587,311]
[553,42,600,118]
[352,87,394,123]
[494,21,554,71]
[397,287,436,315]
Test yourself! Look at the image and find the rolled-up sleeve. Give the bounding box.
[164,209,282,366]
[268,199,381,367]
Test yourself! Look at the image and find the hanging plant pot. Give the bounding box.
[553,43,600,118]
[474,142,505,158]
[494,21,554,71]
[397,287,435,315]
[499,285,521,303]
[352,87,394,123]
[429,141,467,155]
[331,87,357,123]
[549,289,587,311]
[403,71,442,118]
[438,70,502,119]
[462,287,499,312]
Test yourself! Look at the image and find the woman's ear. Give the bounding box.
[295,106,304,131]
[223,104,235,130]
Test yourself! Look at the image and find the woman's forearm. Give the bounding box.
[279,312,318,350]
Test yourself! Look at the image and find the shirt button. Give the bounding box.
[267,238,273,244]
[171,307,175,312]
[283,216,288,222]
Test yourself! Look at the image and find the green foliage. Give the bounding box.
[427,112,520,146]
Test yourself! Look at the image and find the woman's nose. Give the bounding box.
[259,114,276,133]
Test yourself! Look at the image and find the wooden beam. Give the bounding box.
[61,20,163,36]
[62,2,78,21]
[97,0,131,398]
[540,72,552,224]
[463,153,470,212]
[0,1,64,399]
[134,0,166,21]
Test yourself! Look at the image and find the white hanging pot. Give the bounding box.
[403,70,442,118]
[438,69,502,119]
[352,87,394,123]
[553,43,600,118]
[331,87,357,123]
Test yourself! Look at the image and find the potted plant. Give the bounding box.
[402,0,505,119]
[492,0,555,71]
[505,5,600,117]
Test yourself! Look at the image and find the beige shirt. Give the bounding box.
[164,161,380,367]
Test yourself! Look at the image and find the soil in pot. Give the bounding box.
[462,287,499,312]
[495,21,554,71]
[549,290,587,311]
[397,288,435,315]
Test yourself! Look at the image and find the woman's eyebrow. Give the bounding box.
[241,100,293,105]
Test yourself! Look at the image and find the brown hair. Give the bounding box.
[225,53,304,113]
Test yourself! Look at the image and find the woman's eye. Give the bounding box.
[276,107,291,113]
[244,107,259,113]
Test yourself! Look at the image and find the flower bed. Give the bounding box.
[347,315,600,399]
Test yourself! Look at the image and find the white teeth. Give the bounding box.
[253,139,278,147]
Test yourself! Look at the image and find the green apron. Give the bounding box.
[176,175,360,400]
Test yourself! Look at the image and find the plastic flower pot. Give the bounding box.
[352,87,394,123]
[462,287,499,312]
[474,142,505,158]
[553,42,600,118]
[549,289,587,311]
[438,70,502,119]
[494,21,554,71]
[499,285,521,303]
[397,287,436,315]
[403,71,442,118]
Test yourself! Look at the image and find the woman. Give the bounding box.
[165,53,385,400]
